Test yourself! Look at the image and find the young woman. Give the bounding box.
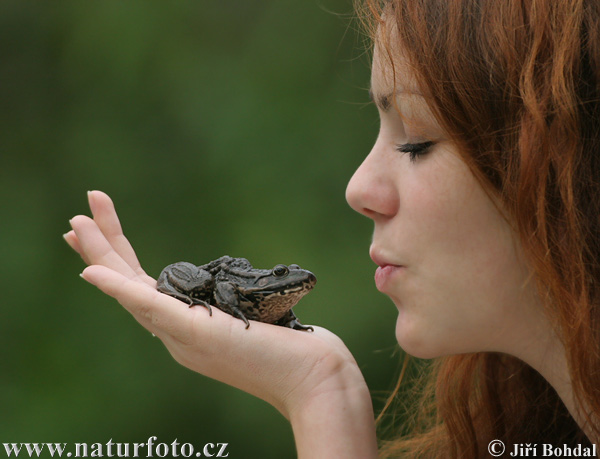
[65,0,600,456]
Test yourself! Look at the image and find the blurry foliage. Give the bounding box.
[0,1,402,457]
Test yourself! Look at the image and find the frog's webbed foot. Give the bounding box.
[275,310,314,332]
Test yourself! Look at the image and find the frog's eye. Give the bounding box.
[273,264,289,277]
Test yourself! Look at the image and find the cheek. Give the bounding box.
[394,246,527,359]
[407,153,509,270]
[393,154,532,356]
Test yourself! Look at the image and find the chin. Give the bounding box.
[395,317,445,360]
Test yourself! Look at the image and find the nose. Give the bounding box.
[345,142,399,219]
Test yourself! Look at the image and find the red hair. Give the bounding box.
[357,0,600,456]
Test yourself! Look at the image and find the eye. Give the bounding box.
[396,141,435,162]
[272,264,289,277]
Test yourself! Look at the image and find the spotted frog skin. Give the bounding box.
[156,256,315,330]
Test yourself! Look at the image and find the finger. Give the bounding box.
[81,264,210,344]
[70,215,140,279]
[87,190,152,283]
[62,230,90,264]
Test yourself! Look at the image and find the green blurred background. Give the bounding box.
[1,1,402,457]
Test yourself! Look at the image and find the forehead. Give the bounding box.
[370,33,423,110]
[370,30,442,131]
[371,18,419,87]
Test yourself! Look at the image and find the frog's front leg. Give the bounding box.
[274,309,314,332]
[213,282,251,329]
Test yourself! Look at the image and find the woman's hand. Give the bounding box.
[64,191,378,458]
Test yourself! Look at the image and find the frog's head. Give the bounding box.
[225,263,317,311]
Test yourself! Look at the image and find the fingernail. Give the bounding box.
[62,232,70,240]
[79,272,85,279]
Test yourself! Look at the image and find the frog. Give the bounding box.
[156,256,316,331]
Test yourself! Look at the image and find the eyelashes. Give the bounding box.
[395,141,435,162]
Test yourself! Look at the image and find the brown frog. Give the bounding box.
[156,256,315,331]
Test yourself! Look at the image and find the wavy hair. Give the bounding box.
[356,0,600,456]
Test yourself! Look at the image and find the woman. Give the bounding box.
[65,0,600,456]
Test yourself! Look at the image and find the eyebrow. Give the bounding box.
[368,88,424,112]
[368,89,391,111]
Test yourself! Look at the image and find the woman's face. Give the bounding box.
[346,40,542,359]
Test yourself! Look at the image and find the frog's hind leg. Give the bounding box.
[275,310,314,332]
[157,283,214,316]
[157,283,193,305]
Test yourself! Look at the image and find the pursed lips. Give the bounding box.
[370,246,406,292]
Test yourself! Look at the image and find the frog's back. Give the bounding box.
[200,255,252,274]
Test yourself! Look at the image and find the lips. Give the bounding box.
[374,264,404,291]
[370,247,405,292]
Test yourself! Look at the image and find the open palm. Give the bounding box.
[64,191,369,426]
